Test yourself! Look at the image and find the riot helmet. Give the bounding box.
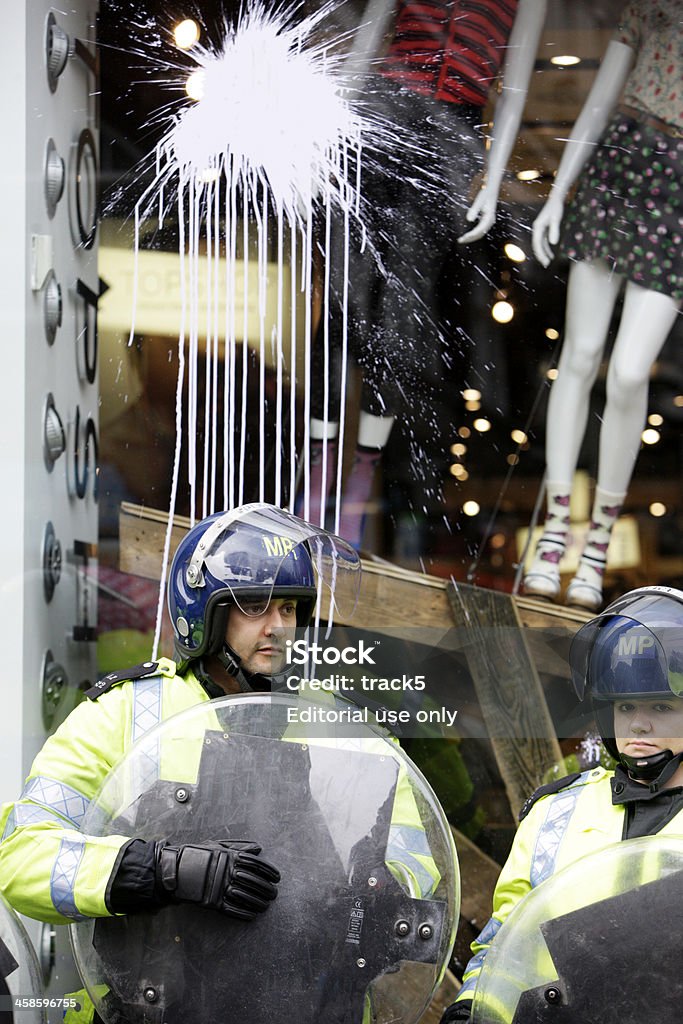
[569,586,683,782]
[168,503,361,689]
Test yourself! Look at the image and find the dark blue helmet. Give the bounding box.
[167,503,360,659]
[569,587,683,759]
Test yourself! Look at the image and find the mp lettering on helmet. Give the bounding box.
[262,535,298,558]
[618,634,655,656]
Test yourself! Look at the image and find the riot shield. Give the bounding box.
[0,891,46,1024]
[471,835,683,1024]
[71,693,458,1024]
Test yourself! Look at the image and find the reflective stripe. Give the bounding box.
[475,915,502,945]
[458,976,477,997]
[460,916,502,981]
[1,776,91,842]
[131,675,163,742]
[530,785,582,888]
[131,675,163,793]
[51,837,87,920]
[23,776,89,828]
[1,811,16,842]
[388,824,432,859]
[463,948,487,976]
[1,804,68,842]
[386,824,435,897]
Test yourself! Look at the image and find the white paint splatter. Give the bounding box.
[134,1,386,657]
[167,2,366,223]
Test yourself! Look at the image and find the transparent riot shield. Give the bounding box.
[71,694,459,1024]
[471,835,683,1024]
[0,891,46,1023]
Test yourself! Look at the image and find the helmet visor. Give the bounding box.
[570,613,683,701]
[190,503,361,619]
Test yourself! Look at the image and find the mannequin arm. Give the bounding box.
[532,40,635,266]
[458,0,547,244]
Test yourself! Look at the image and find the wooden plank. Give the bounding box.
[411,968,460,1024]
[378,966,459,1023]
[119,502,590,633]
[118,501,189,580]
[453,827,501,934]
[450,826,501,996]
[514,594,592,630]
[446,583,564,820]
[118,503,454,629]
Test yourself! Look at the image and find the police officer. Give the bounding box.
[0,502,440,1024]
[440,585,683,1023]
[0,504,364,1020]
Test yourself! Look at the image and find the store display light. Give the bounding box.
[504,243,526,263]
[492,300,514,323]
[174,19,200,49]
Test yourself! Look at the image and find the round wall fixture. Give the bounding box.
[45,13,70,92]
[43,270,62,345]
[42,521,62,602]
[44,139,65,217]
[40,649,68,730]
[42,393,66,471]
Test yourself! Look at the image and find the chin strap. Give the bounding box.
[215,644,272,693]
[620,749,683,792]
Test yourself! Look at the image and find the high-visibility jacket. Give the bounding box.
[455,765,683,1009]
[0,658,438,923]
[0,658,441,1023]
[0,659,202,924]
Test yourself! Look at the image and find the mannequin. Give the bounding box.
[299,0,548,548]
[522,1,682,610]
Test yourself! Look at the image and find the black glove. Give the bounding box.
[153,840,280,920]
[439,1001,472,1024]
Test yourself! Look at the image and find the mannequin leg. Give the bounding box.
[522,483,573,597]
[565,485,625,609]
[523,260,623,598]
[296,418,339,526]
[337,410,395,548]
[566,282,681,609]
[298,221,351,526]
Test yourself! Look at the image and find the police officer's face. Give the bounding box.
[225,598,298,676]
[614,699,683,759]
